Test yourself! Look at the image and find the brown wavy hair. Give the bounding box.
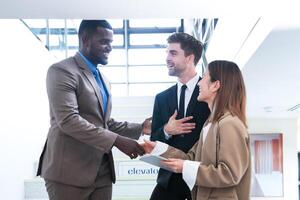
[208,60,247,127]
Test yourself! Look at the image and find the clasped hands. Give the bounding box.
[114,112,193,172]
[113,137,185,173]
[115,111,194,172]
[113,117,152,159]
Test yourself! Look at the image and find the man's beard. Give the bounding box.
[168,68,180,77]
[96,57,108,65]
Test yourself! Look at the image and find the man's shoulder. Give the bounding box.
[155,84,177,99]
[49,56,77,71]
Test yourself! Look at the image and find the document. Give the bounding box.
[139,154,170,170]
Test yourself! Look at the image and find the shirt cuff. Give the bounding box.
[183,160,201,190]
[163,127,172,140]
[151,141,168,156]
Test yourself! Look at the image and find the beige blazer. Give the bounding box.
[162,112,251,200]
[38,52,142,187]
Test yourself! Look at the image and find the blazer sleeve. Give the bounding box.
[150,95,169,143]
[47,65,118,153]
[195,119,250,188]
[160,138,201,161]
[107,118,142,140]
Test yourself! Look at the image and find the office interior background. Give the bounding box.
[0,0,300,199]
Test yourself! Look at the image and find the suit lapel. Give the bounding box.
[186,77,201,116]
[74,53,105,119]
[167,85,178,114]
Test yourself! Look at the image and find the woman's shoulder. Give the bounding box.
[217,112,247,132]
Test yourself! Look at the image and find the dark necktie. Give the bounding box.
[92,69,108,114]
[178,84,187,119]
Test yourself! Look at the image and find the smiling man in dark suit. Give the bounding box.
[37,20,151,200]
[150,32,210,200]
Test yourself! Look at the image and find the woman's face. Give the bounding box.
[197,70,218,103]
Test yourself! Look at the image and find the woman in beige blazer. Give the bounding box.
[143,60,251,200]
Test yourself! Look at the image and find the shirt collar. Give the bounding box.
[78,51,98,74]
[177,74,199,92]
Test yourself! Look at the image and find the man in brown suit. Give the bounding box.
[37,20,150,200]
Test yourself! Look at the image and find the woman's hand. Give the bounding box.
[140,139,156,154]
[161,158,184,173]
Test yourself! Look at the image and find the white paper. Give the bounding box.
[139,154,170,170]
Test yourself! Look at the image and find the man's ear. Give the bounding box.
[81,32,89,47]
[187,54,195,65]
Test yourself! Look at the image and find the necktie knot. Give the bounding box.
[181,84,187,91]
[92,70,99,78]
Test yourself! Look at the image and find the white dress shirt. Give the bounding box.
[153,123,212,190]
[164,74,199,139]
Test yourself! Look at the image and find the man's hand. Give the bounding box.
[164,110,195,135]
[114,135,145,159]
[142,117,152,135]
[140,139,156,154]
[161,158,184,173]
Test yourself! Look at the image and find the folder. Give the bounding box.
[139,154,170,170]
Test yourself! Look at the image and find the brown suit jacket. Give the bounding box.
[38,52,142,187]
[162,112,251,200]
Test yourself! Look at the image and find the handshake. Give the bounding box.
[114,136,156,159]
[114,112,195,159]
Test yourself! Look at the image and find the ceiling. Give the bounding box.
[1,0,300,118]
[0,0,297,19]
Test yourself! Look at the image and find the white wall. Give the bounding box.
[248,118,298,200]
[242,26,300,118]
[0,19,54,199]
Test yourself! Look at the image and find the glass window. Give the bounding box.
[22,18,187,97]
[196,62,205,76]
[112,34,124,47]
[67,34,78,47]
[129,83,175,96]
[49,34,65,49]
[107,19,123,29]
[100,66,127,83]
[48,19,65,28]
[67,19,81,30]
[107,49,126,66]
[67,49,78,57]
[50,49,66,61]
[128,48,166,65]
[128,66,176,83]
[49,34,63,48]
[130,33,169,46]
[37,34,47,45]
[66,19,123,29]
[110,84,127,96]
[129,19,181,28]
[23,19,46,28]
